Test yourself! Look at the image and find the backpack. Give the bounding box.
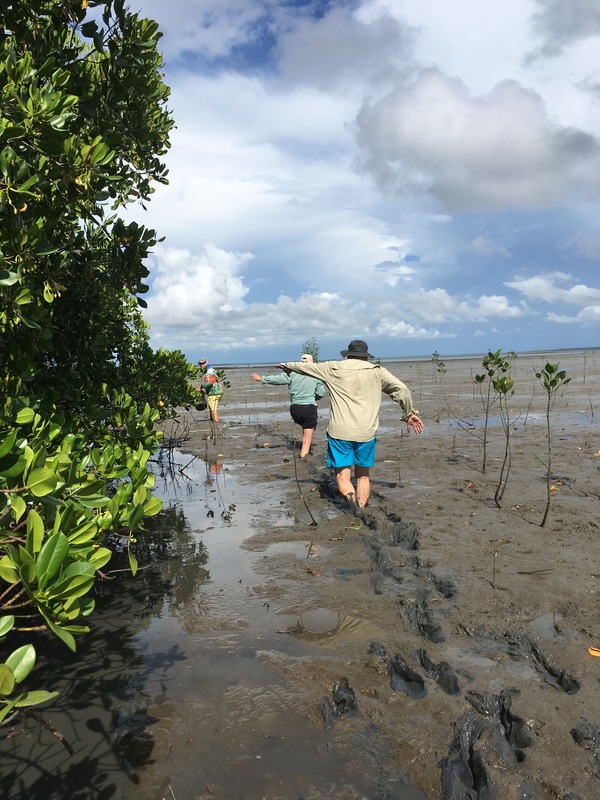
[202,372,223,396]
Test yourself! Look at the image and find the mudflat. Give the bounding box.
[175,350,599,799]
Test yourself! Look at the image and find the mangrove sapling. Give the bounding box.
[301,336,320,362]
[431,352,447,421]
[415,361,423,402]
[493,375,515,508]
[474,349,510,474]
[535,363,571,528]
[431,351,441,382]
[583,350,590,384]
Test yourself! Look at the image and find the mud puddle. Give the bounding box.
[3,450,425,800]
[137,451,426,799]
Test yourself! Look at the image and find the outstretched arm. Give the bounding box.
[255,372,291,386]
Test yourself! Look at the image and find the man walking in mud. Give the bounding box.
[278,340,423,517]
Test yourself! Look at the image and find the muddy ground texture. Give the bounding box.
[172,352,599,800]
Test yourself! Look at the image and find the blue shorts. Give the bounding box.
[326,435,376,469]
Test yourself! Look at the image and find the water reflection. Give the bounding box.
[1,493,209,800]
[1,450,426,800]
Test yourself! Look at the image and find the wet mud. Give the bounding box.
[166,351,599,800]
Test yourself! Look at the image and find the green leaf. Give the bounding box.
[143,496,162,516]
[0,429,18,458]
[81,20,98,37]
[5,644,36,684]
[43,616,76,652]
[46,573,95,601]
[27,467,59,497]
[133,485,146,506]
[128,549,138,577]
[0,616,15,638]
[0,557,19,585]
[9,494,27,523]
[0,452,27,478]
[88,546,112,569]
[72,495,109,509]
[0,270,20,286]
[16,407,35,424]
[67,522,99,545]
[0,665,15,696]
[36,532,69,589]
[14,689,59,707]
[60,562,95,581]
[73,479,107,497]
[128,502,145,529]
[0,696,21,723]
[78,597,96,618]
[26,509,44,554]
[17,546,37,585]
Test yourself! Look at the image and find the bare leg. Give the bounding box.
[355,466,371,507]
[210,398,220,424]
[335,466,355,499]
[300,428,314,457]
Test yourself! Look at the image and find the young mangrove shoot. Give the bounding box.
[535,363,571,528]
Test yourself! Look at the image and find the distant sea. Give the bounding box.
[218,346,599,371]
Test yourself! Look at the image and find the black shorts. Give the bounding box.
[290,404,318,429]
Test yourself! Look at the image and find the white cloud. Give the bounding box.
[145,244,252,328]
[405,288,529,323]
[372,0,535,93]
[505,271,600,306]
[355,69,600,211]
[547,306,600,325]
[373,319,450,339]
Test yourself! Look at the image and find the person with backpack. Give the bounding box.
[198,357,224,423]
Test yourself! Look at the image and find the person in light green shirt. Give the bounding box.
[251,353,326,457]
[278,340,423,510]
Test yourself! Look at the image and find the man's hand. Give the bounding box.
[251,372,261,382]
[406,413,423,434]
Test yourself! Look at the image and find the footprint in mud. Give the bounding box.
[398,588,445,643]
[320,676,360,732]
[440,688,537,800]
[387,654,427,699]
[440,712,523,800]
[415,648,460,695]
[466,687,533,752]
[505,630,581,694]
[380,507,421,550]
[371,571,403,596]
[458,626,581,696]
[405,554,458,601]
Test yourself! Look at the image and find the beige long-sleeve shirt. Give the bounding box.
[281,358,416,442]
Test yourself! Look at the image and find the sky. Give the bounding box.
[125,0,600,364]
